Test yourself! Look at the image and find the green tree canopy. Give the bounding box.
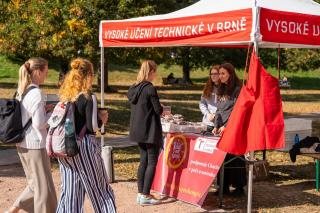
[0,0,319,76]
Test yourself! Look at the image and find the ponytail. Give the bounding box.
[17,62,32,98]
[17,58,48,98]
[136,60,157,84]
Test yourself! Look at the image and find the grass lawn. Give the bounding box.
[1,54,320,136]
[1,55,320,211]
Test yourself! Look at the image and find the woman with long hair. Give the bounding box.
[127,60,163,205]
[199,65,220,132]
[6,58,57,213]
[56,58,116,212]
[213,63,246,196]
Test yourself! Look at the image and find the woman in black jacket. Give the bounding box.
[213,63,247,196]
[127,60,163,205]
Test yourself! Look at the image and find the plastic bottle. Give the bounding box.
[65,118,74,136]
[294,134,300,144]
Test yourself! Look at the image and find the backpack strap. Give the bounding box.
[46,129,54,157]
[14,85,37,100]
[21,86,38,132]
[70,103,87,140]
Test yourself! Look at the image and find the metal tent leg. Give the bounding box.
[219,163,225,208]
[247,152,254,213]
[100,47,105,147]
[316,159,319,192]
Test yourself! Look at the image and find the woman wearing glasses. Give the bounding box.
[199,65,220,132]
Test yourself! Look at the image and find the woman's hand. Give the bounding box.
[212,127,219,135]
[98,111,109,124]
[218,126,226,135]
[208,113,215,122]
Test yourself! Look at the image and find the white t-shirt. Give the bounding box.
[16,84,48,149]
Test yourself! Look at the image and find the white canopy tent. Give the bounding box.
[100,0,320,48]
[99,0,320,212]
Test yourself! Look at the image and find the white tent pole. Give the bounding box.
[100,47,105,147]
[247,42,258,212]
[247,1,259,212]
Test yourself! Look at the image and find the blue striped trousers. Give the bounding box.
[57,135,116,213]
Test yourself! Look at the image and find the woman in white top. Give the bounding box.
[199,65,220,132]
[6,58,57,213]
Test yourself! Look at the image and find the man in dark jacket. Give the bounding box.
[127,60,163,205]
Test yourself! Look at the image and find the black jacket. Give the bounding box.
[127,81,163,145]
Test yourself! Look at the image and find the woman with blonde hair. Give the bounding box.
[127,60,163,205]
[6,58,57,213]
[199,65,220,132]
[56,58,116,212]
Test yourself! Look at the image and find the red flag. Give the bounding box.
[217,51,284,155]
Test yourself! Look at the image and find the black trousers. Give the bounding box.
[137,143,160,195]
[218,154,247,190]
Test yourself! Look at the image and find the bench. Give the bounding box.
[300,153,320,192]
[99,136,136,183]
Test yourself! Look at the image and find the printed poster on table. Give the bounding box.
[152,134,226,206]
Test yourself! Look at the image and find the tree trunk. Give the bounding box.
[58,59,69,86]
[182,47,192,84]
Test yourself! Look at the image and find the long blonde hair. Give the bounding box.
[136,60,157,84]
[17,57,48,98]
[59,58,94,102]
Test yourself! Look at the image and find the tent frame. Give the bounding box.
[99,40,259,213]
[99,1,318,212]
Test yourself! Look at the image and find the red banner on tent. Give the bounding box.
[260,8,320,46]
[152,134,226,206]
[100,9,252,47]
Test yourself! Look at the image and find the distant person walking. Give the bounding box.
[127,60,163,205]
[56,58,116,213]
[6,58,57,213]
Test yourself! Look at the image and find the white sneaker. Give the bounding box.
[139,195,160,205]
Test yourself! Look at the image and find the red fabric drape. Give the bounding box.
[217,51,285,155]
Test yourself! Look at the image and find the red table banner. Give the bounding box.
[100,9,252,47]
[260,8,320,46]
[152,133,226,206]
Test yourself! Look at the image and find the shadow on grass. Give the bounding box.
[202,178,319,212]
[281,93,320,102]
[108,84,204,92]
[114,157,140,164]
[109,64,139,74]
[114,179,137,183]
[289,77,320,90]
[191,77,208,84]
[113,146,139,155]
[105,100,131,134]
[0,164,25,177]
[0,143,16,150]
[0,82,58,89]
[194,76,320,90]
[269,162,316,181]
[158,93,201,101]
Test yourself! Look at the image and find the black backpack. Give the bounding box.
[0,86,37,144]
